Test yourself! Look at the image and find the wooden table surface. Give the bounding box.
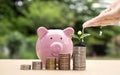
[0,59,120,75]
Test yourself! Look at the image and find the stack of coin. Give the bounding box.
[73,47,86,70]
[32,61,42,70]
[46,57,56,70]
[58,54,70,70]
[20,65,31,70]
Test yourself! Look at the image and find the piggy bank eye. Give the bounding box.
[50,37,53,40]
[60,37,63,40]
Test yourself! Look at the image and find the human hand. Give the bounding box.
[83,0,120,28]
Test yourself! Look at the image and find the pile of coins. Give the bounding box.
[20,61,42,70]
[58,54,70,70]
[73,47,86,70]
[32,61,42,70]
[20,65,31,70]
[20,47,86,71]
[46,57,56,70]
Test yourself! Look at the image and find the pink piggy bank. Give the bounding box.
[36,27,74,64]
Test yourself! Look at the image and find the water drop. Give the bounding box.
[99,30,102,36]
[99,26,102,36]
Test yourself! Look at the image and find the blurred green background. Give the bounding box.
[0,0,120,59]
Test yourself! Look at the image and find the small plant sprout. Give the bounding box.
[71,30,91,46]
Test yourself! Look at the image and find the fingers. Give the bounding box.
[83,1,120,28]
[100,8,111,16]
[83,6,120,28]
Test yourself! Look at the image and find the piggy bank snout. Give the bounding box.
[50,42,63,53]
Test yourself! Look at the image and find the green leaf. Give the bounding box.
[80,34,91,39]
[71,34,79,40]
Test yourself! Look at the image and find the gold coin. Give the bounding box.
[46,57,56,70]
[20,65,31,70]
[32,62,42,70]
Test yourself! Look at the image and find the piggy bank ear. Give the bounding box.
[63,27,74,37]
[37,27,48,39]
